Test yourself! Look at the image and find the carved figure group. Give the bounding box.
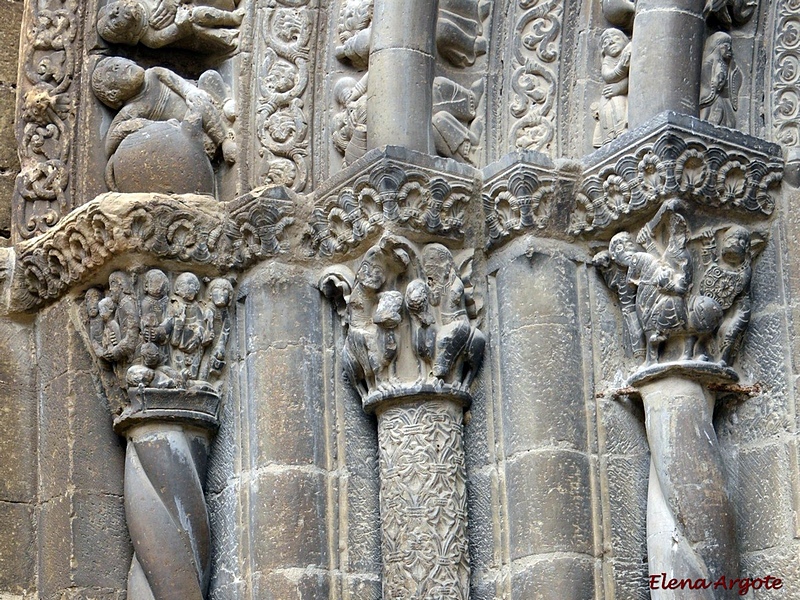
[97,0,243,53]
[86,269,234,391]
[595,199,759,369]
[324,236,485,402]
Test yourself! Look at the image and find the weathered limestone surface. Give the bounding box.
[2,1,800,600]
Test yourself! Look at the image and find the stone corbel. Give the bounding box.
[586,113,784,598]
[320,232,485,599]
[80,268,236,599]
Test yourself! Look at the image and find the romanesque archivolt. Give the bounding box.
[332,0,489,167]
[90,0,240,197]
[83,269,234,599]
[97,0,243,53]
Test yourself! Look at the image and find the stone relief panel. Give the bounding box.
[253,0,316,192]
[770,0,800,179]
[91,58,237,194]
[14,0,81,240]
[508,0,563,155]
[96,0,243,54]
[329,0,490,171]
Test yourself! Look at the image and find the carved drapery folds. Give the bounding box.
[321,234,484,598]
[83,269,234,600]
[589,115,783,599]
[14,0,80,240]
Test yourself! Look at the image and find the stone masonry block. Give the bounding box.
[495,252,580,332]
[506,449,593,558]
[246,345,325,468]
[604,455,648,562]
[0,500,34,594]
[251,469,328,571]
[501,323,586,456]
[253,569,330,600]
[71,492,129,590]
[511,555,595,600]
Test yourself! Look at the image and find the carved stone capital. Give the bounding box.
[306,146,479,257]
[12,188,294,311]
[80,268,235,599]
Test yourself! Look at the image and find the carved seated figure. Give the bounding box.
[126,342,181,388]
[436,0,489,68]
[91,57,236,193]
[97,0,243,54]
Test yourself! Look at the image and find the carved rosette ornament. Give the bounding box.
[321,234,484,599]
[82,269,235,599]
[589,115,784,599]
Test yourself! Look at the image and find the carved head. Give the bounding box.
[97,0,147,45]
[609,231,636,266]
[174,272,201,302]
[98,296,116,321]
[705,31,733,62]
[268,60,296,94]
[85,288,102,318]
[92,57,146,110]
[108,271,133,302]
[208,278,234,308]
[600,28,629,58]
[666,212,689,252]
[405,279,429,313]
[357,248,387,291]
[144,269,169,299]
[720,226,751,265]
[140,342,161,368]
[421,244,456,305]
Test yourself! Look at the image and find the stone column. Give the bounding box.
[81,269,235,600]
[628,0,705,127]
[631,369,738,600]
[115,389,220,600]
[321,234,484,599]
[367,0,439,152]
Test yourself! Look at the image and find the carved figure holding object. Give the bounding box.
[169,272,209,382]
[700,31,742,128]
[593,248,645,358]
[106,270,140,365]
[200,278,233,381]
[593,28,630,148]
[97,0,242,53]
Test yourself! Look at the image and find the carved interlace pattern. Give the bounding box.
[16,192,293,308]
[510,0,563,154]
[15,0,79,239]
[377,400,469,600]
[254,1,315,191]
[771,0,800,148]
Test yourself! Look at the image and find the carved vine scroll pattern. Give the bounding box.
[569,131,783,236]
[772,0,800,149]
[15,0,79,239]
[509,0,563,154]
[378,400,469,600]
[254,1,313,192]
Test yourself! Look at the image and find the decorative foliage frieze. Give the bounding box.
[14,189,294,309]
[306,148,478,257]
[570,113,783,236]
[255,0,313,191]
[15,0,80,240]
[771,0,800,150]
[482,152,559,248]
[509,0,563,154]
